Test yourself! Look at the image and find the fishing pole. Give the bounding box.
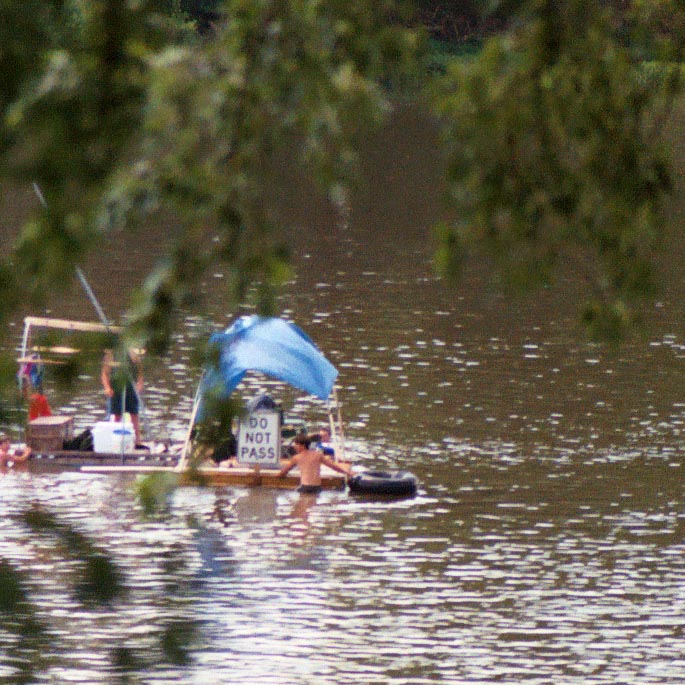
[31,183,150,440]
[33,183,112,328]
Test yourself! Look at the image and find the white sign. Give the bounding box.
[237,410,280,467]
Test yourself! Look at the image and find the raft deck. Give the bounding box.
[30,450,180,467]
[25,448,347,490]
[80,459,348,490]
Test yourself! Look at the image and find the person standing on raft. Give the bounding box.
[21,377,52,421]
[101,348,144,445]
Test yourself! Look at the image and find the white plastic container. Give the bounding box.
[92,421,135,453]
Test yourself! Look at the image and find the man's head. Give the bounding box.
[319,427,331,441]
[293,433,311,450]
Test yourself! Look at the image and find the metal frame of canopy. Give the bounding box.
[19,316,122,365]
[177,316,346,470]
[18,317,152,372]
[18,316,149,445]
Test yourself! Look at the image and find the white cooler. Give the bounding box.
[92,421,135,453]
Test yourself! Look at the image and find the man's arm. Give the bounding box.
[278,456,298,477]
[101,364,113,396]
[132,353,144,392]
[322,455,351,476]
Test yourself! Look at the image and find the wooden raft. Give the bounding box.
[30,450,179,467]
[80,460,347,490]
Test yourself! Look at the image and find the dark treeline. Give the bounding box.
[174,0,636,43]
[413,0,635,42]
[412,0,506,42]
[173,0,500,40]
[176,0,222,33]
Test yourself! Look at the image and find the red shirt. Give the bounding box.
[29,394,52,421]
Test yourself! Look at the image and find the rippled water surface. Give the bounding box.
[4,109,685,683]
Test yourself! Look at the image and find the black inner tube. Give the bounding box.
[348,470,418,496]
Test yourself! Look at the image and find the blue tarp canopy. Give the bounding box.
[203,315,338,401]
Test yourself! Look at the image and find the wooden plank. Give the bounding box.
[30,345,80,355]
[24,316,121,334]
[17,357,70,365]
[32,453,177,467]
[80,465,174,474]
[31,345,80,355]
[28,416,74,427]
[79,463,347,490]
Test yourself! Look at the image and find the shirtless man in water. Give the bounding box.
[278,433,351,493]
[0,434,31,469]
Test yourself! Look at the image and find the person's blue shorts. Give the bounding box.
[110,386,139,416]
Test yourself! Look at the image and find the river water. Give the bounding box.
[3,105,685,683]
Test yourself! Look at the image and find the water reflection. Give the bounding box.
[4,447,685,684]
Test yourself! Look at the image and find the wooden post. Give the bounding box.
[176,377,204,472]
[252,463,262,486]
[333,386,346,462]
